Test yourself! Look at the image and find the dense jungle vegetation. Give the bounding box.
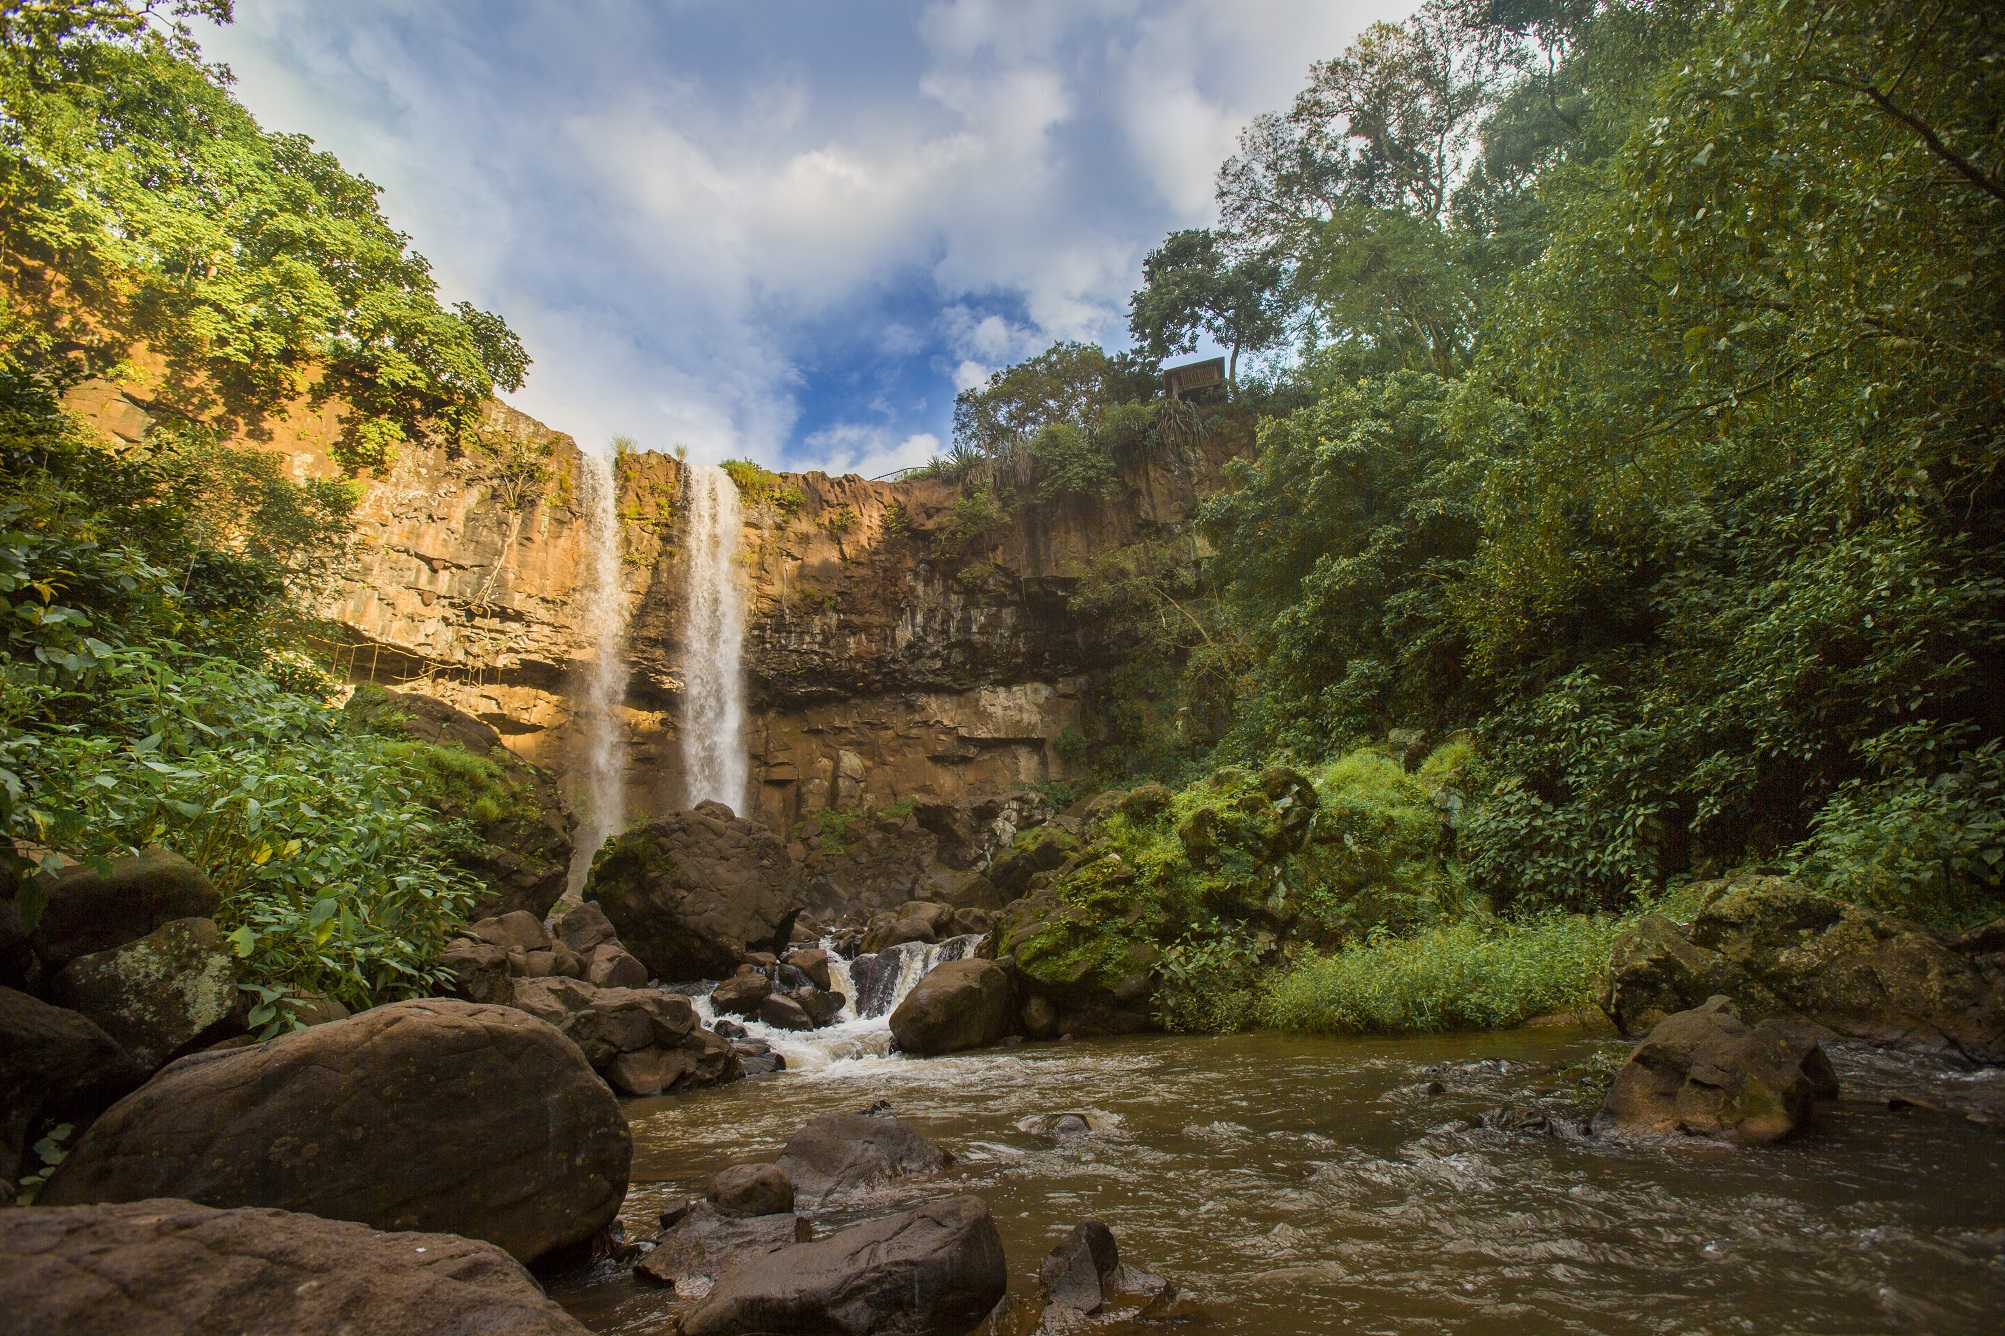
[946,0,2005,1028]
[0,1,534,1020]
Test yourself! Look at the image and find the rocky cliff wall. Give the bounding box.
[70,377,1234,843]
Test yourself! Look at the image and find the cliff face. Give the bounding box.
[295,400,1234,837]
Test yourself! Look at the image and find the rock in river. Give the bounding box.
[707,1162,795,1217]
[777,1108,952,1200]
[39,998,629,1265]
[1600,875,2005,1061]
[890,957,1015,1056]
[0,1197,590,1336]
[635,1200,812,1294]
[1595,995,1840,1145]
[679,1194,1007,1336]
[585,802,809,980]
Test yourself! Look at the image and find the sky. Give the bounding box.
[196,1,1416,473]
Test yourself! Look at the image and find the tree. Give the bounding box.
[1127,228,1288,385]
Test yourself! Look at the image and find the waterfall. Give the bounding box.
[689,935,987,1074]
[569,451,630,890]
[681,464,747,812]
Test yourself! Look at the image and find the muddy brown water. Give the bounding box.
[550,1029,2005,1334]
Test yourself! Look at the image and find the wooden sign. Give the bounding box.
[1162,357,1226,399]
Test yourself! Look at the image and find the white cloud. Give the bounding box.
[197,0,1415,471]
[801,425,943,480]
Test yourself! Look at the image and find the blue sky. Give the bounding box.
[198,1,1414,472]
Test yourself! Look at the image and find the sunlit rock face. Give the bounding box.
[301,399,1238,836]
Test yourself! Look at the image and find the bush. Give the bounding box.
[1257,913,1621,1034]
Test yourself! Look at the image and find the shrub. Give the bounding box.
[934,487,1004,560]
[1257,913,1621,1034]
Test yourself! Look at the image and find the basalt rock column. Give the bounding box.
[682,465,747,813]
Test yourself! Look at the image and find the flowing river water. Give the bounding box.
[551,949,2005,1335]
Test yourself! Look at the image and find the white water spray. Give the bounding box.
[681,464,747,812]
[570,451,630,888]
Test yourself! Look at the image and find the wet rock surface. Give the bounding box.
[588,803,809,980]
[40,998,630,1264]
[707,1162,795,1217]
[891,957,1017,1056]
[508,976,741,1096]
[776,1108,953,1200]
[635,1200,813,1294]
[679,1194,1008,1336]
[1600,876,2005,1060]
[0,1197,590,1336]
[1596,996,1839,1145]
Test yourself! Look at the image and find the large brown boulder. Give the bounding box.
[1600,877,2005,1061]
[31,848,217,970]
[507,976,741,1096]
[345,687,575,921]
[890,958,1015,1056]
[586,802,809,980]
[39,998,629,1264]
[680,1195,1007,1336]
[1595,996,1840,1145]
[776,1109,951,1201]
[635,1201,812,1294]
[0,988,144,1194]
[0,1198,590,1335]
[45,917,240,1071]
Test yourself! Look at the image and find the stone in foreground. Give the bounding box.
[1595,996,1839,1145]
[776,1108,952,1199]
[635,1200,811,1294]
[40,998,629,1264]
[890,957,1015,1055]
[30,848,219,971]
[708,1162,795,1217]
[0,987,144,1192]
[0,1197,589,1336]
[679,1194,1007,1336]
[1009,1218,1200,1331]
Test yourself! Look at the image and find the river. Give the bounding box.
[551,1023,2005,1334]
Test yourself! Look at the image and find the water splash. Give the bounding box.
[681,464,746,812]
[691,935,985,1074]
[569,451,629,891]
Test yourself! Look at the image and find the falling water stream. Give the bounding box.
[680,464,747,813]
[567,451,631,891]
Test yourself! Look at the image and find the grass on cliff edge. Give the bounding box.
[1256,913,1623,1035]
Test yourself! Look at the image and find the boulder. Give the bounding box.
[0,988,144,1191]
[708,1162,795,1217]
[794,985,845,1027]
[1595,996,1840,1145]
[1,1198,590,1335]
[439,939,514,1005]
[607,1029,739,1097]
[983,826,1079,900]
[784,946,832,990]
[776,1108,952,1200]
[586,804,809,980]
[30,849,218,971]
[712,969,772,1017]
[506,977,740,1096]
[470,910,552,953]
[40,998,630,1264]
[587,942,649,989]
[0,892,32,990]
[759,992,814,1031]
[1002,1218,1198,1331]
[45,917,239,1071]
[680,1195,1007,1336]
[1599,876,2005,1060]
[890,958,1015,1056]
[345,687,574,922]
[635,1201,812,1293]
[506,975,600,1028]
[551,899,619,953]
[896,901,957,936]
[950,907,993,939]
[863,914,936,954]
[566,987,699,1065]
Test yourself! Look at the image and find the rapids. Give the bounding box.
[552,1021,2005,1334]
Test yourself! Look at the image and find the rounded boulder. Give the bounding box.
[890,958,1015,1056]
[40,998,630,1264]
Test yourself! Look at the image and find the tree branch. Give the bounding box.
[1812,75,2005,204]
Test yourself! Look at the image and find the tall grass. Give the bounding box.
[1257,913,1622,1034]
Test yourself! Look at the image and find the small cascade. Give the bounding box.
[690,934,986,1074]
[681,464,747,812]
[566,451,631,892]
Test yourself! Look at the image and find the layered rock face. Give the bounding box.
[305,400,1236,837]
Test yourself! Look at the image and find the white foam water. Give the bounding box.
[680,464,747,812]
[691,935,987,1074]
[567,450,630,891]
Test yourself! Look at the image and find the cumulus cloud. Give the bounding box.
[198,0,1411,470]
